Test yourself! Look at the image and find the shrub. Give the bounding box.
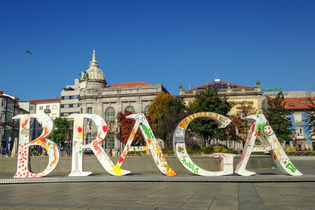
[213,145,228,153]
[285,146,296,152]
[201,145,213,154]
[162,149,174,154]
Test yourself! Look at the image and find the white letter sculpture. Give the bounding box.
[68,114,130,176]
[235,114,302,176]
[12,113,302,178]
[173,112,235,176]
[68,113,176,176]
[13,114,60,178]
[115,114,177,176]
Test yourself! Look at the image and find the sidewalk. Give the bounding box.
[0,180,315,209]
[0,159,314,209]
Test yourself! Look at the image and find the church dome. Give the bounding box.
[85,50,105,81]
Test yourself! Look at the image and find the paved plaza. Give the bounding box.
[0,158,314,210]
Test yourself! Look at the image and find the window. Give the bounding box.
[46,105,50,109]
[1,99,6,107]
[7,101,14,110]
[289,104,295,107]
[7,113,12,123]
[105,107,115,122]
[0,113,5,122]
[294,113,303,123]
[39,106,43,110]
[125,106,135,113]
[86,133,92,144]
[144,105,150,114]
[52,113,56,118]
[295,127,304,138]
[53,105,57,110]
[87,107,92,114]
[61,113,69,117]
[73,104,79,108]
[106,133,115,149]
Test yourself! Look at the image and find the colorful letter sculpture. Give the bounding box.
[12,114,60,178]
[67,114,130,176]
[12,113,303,178]
[235,114,302,176]
[173,112,235,176]
[115,114,177,176]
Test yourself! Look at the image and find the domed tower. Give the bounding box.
[79,50,107,90]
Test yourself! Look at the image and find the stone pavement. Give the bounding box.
[0,158,314,210]
[1,181,315,210]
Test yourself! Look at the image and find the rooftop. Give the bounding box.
[30,98,61,103]
[190,80,249,91]
[283,97,315,110]
[109,82,151,88]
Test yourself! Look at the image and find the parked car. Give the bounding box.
[83,149,94,155]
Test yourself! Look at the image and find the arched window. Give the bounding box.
[105,107,115,122]
[106,133,115,149]
[125,106,135,114]
[144,105,150,114]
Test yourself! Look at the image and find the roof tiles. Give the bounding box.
[283,97,315,110]
[109,82,151,88]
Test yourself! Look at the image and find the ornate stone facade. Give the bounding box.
[78,51,166,153]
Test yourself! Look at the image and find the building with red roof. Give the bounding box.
[75,51,167,152]
[28,98,61,119]
[179,78,263,115]
[282,97,315,151]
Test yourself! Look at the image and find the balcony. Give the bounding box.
[44,109,51,113]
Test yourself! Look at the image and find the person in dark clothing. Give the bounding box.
[37,146,43,156]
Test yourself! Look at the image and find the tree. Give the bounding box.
[50,118,72,146]
[147,92,187,148]
[306,99,315,138]
[156,97,187,148]
[148,92,176,123]
[263,92,293,142]
[229,101,257,142]
[187,88,231,144]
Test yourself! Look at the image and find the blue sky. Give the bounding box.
[1,0,314,101]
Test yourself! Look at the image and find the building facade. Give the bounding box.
[283,97,315,151]
[263,90,315,99]
[60,79,80,117]
[78,51,167,153]
[29,98,61,119]
[179,79,263,115]
[0,91,23,155]
[27,98,61,139]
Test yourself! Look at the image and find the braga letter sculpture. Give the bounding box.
[116,114,177,176]
[67,113,176,176]
[13,114,60,178]
[67,114,130,176]
[12,112,302,178]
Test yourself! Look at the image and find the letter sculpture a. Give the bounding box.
[235,114,302,176]
[115,114,177,176]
